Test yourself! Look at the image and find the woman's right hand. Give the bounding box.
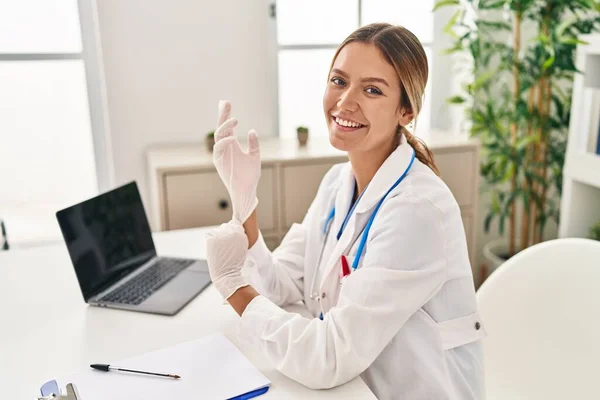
[213,100,262,224]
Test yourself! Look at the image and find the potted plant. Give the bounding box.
[590,221,600,241]
[205,130,215,152]
[297,126,309,146]
[434,0,600,271]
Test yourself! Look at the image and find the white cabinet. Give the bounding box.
[164,167,276,232]
[148,136,480,267]
[281,162,336,228]
[435,150,476,208]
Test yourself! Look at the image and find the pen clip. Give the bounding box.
[39,381,80,400]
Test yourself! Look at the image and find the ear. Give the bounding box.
[398,107,414,127]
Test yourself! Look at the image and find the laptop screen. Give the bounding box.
[56,181,157,301]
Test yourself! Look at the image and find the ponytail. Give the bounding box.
[397,125,439,176]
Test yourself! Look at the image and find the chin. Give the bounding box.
[329,130,354,152]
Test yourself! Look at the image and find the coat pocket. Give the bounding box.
[437,312,487,351]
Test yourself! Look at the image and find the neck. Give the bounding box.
[348,137,397,198]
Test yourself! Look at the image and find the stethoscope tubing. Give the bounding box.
[309,149,416,302]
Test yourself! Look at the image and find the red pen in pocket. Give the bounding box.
[340,255,351,281]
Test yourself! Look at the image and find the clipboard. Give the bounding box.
[38,380,269,400]
[38,334,270,400]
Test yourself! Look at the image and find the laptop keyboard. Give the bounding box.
[99,258,194,305]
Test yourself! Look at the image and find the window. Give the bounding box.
[275,0,434,139]
[0,0,106,248]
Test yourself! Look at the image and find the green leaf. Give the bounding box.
[571,0,596,12]
[444,9,463,38]
[542,41,556,72]
[530,173,548,189]
[472,67,500,92]
[504,162,516,181]
[447,95,467,104]
[480,0,507,9]
[476,20,512,31]
[443,42,464,54]
[523,190,530,212]
[433,0,460,12]
[492,191,500,213]
[556,17,579,39]
[504,190,519,214]
[484,212,494,234]
[552,94,565,121]
[543,55,556,71]
[530,190,544,210]
[559,37,589,46]
[515,135,538,151]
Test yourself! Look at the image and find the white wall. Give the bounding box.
[95,0,277,216]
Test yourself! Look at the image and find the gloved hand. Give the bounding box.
[205,219,249,299]
[213,100,261,223]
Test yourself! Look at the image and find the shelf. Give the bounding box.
[559,179,600,238]
[560,35,600,239]
[564,152,600,189]
[584,53,600,89]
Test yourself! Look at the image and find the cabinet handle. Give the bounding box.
[218,199,229,210]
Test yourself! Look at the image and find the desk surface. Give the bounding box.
[0,227,375,399]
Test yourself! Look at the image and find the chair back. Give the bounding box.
[477,238,600,399]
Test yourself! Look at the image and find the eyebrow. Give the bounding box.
[331,68,390,88]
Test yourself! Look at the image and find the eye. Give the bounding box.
[365,87,382,95]
[330,77,346,86]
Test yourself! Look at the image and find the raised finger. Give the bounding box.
[216,100,232,127]
[248,129,260,156]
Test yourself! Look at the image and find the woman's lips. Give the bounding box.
[332,116,366,132]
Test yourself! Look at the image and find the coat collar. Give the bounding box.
[329,162,355,239]
[328,141,416,234]
[354,141,415,214]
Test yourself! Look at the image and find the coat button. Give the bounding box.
[321,292,327,299]
[475,322,481,330]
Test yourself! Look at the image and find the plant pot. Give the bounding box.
[482,238,524,275]
[297,131,308,146]
[205,136,215,152]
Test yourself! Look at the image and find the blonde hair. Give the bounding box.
[330,23,439,176]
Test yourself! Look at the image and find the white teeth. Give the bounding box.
[335,117,363,128]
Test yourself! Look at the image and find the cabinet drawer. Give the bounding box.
[282,162,336,228]
[433,150,476,207]
[164,167,276,231]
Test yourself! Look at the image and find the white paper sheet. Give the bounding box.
[56,334,270,400]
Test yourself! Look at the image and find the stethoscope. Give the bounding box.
[309,149,416,304]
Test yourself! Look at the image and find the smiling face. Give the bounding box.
[323,41,413,154]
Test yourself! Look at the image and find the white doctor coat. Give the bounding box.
[239,142,486,399]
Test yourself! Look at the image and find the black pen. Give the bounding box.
[90,363,181,379]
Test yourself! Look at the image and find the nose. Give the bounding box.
[337,87,359,112]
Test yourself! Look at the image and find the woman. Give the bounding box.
[206,23,485,399]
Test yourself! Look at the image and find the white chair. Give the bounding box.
[477,238,600,400]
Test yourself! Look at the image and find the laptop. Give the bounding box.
[56,181,212,316]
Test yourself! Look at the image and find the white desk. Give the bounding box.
[0,227,376,399]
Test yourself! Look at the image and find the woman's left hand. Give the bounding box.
[205,220,249,299]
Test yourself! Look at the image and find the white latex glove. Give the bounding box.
[213,100,261,223]
[205,220,249,299]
